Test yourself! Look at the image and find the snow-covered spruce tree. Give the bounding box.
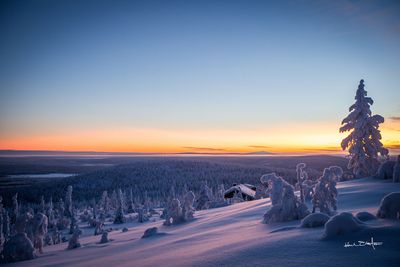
[128,188,135,213]
[196,182,212,210]
[312,166,343,215]
[114,189,125,224]
[340,79,389,177]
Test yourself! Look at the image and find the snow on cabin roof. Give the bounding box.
[224,184,256,198]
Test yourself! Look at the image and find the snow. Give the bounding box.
[4,178,400,267]
[300,212,330,228]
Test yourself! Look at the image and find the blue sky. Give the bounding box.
[0,0,399,153]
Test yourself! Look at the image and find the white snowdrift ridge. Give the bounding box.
[5,178,400,267]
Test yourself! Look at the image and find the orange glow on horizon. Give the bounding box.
[1,121,399,154]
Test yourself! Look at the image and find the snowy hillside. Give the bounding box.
[4,178,400,267]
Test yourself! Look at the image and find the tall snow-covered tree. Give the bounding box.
[340,79,389,177]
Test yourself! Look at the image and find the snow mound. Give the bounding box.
[377,192,400,219]
[300,213,330,228]
[322,212,363,239]
[355,211,376,222]
[141,227,159,238]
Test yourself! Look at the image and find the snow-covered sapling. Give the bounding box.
[163,198,183,226]
[261,173,309,223]
[312,166,342,215]
[196,182,212,210]
[340,79,389,177]
[182,191,195,221]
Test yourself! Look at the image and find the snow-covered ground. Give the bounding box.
[6,178,400,267]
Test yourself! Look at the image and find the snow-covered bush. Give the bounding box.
[67,229,82,250]
[1,213,36,263]
[261,173,309,223]
[312,166,342,215]
[340,79,389,177]
[300,213,330,228]
[165,199,183,225]
[393,156,400,183]
[322,212,363,239]
[260,173,283,206]
[355,211,376,222]
[376,160,395,180]
[377,192,400,219]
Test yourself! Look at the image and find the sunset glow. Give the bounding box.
[1,120,399,154]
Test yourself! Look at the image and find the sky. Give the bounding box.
[0,0,399,154]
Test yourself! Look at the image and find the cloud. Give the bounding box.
[386,144,400,149]
[389,116,400,121]
[248,145,272,149]
[302,147,342,152]
[181,147,227,152]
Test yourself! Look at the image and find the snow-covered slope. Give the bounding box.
[6,178,400,267]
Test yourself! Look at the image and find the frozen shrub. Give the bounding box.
[322,212,363,239]
[300,213,330,228]
[377,192,400,219]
